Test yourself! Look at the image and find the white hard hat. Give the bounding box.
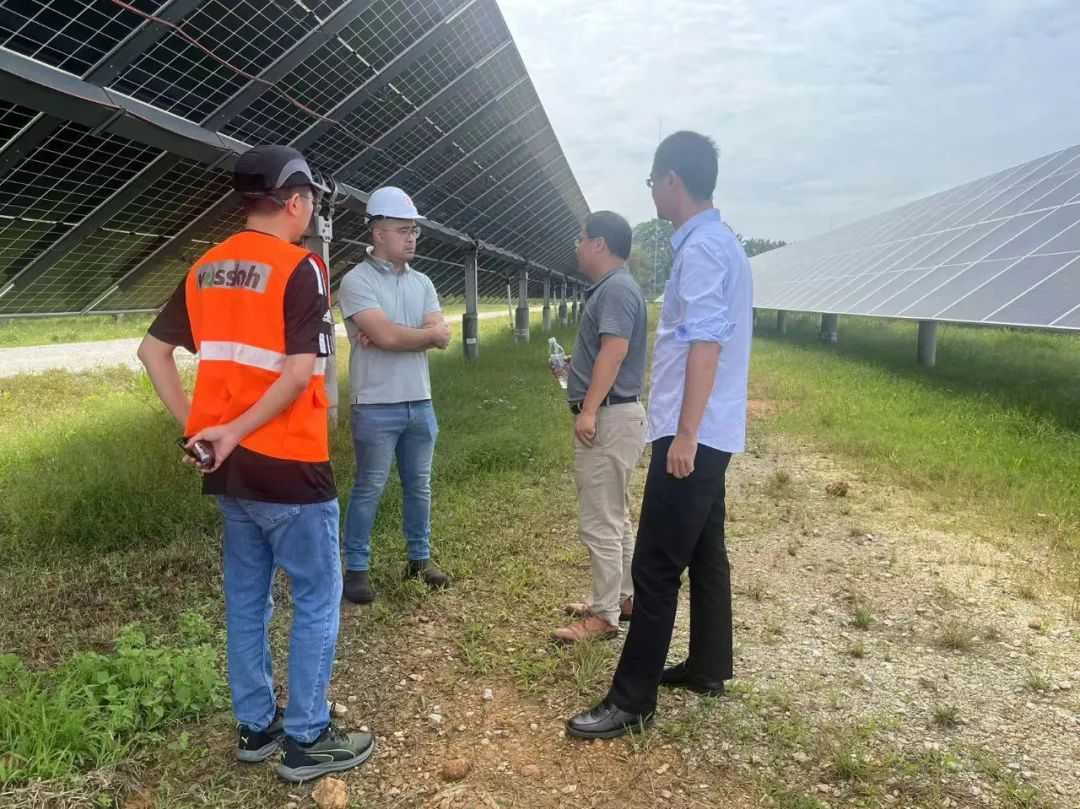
[366,186,425,220]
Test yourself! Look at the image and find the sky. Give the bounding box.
[497,0,1080,241]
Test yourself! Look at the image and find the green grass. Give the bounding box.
[935,620,979,652]
[933,704,960,728]
[3,308,1076,805]
[762,469,793,498]
[1025,670,1052,692]
[0,314,581,797]
[0,616,224,787]
[438,301,525,318]
[851,603,875,630]
[0,301,532,348]
[0,369,215,561]
[751,313,1080,576]
[0,316,573,564]
[0,314,156,347]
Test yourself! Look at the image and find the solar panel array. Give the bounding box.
[0,0,589,316]
[752,144,1080,330]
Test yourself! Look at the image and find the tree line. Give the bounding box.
[627,218,786,299]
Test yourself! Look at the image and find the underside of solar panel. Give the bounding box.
[0,0,589,316]
[752,144,1080,330]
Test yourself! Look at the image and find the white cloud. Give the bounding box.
[498,0,1080,240]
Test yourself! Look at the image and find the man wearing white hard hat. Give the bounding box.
[337,187,452,604]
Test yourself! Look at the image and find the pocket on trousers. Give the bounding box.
[352,405,403,447]
[241,499,301,530]
[419,404,439,441]
[595,413,645,451]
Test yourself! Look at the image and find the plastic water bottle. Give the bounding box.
[547,337,568,389]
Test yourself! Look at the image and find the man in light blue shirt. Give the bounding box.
[568,131,753,739]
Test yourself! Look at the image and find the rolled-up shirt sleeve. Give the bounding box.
[674,241,737,345]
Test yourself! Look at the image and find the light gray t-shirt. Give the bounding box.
[567,267,648,402]
[338,252,441,405]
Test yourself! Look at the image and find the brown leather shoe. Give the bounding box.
[551,611,619,644]
[564,597,633,623]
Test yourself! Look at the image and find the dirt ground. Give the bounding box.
[249,413,1078,808]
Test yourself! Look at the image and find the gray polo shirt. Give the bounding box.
[567,267,648,402]
[338,250,441,405]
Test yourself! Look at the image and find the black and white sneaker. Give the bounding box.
[276,723,376,783]
[235,705,286,763]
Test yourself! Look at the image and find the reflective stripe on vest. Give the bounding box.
[200,341,326,376]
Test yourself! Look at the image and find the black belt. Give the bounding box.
[569,395,639,415]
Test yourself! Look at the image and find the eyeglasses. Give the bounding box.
[574,234,599,249]
[645,170,671,189]
[376,225,422,240]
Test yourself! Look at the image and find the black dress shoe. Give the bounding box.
[343,570,374,604]
[565,700,654,739]
[660,661,725,697]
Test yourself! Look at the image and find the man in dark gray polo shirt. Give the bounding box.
[553,211,649,644]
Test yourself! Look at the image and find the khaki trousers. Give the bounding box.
[574,402,647,625]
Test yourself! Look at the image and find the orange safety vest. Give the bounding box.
[184,230,331,463]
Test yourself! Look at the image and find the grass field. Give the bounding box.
[1,312,1078,807]
[0,314,158,348]
[0,303,533,349]
[0,316,578,803]
[751,312,1080,573]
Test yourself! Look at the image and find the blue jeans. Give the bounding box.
[217,495,341,744]
[344,401,438,572]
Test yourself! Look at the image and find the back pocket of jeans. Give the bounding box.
[242,500,301,528]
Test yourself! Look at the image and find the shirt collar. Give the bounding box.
[670,208,722,253]
[365,245,409,274]
[586,266,629,295]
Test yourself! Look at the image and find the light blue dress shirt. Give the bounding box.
[646,208,754,453]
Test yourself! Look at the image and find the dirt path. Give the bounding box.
[0,310,540,378]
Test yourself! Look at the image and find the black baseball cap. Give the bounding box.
[233,145,330,198]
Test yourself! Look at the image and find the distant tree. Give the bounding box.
[628,218,787,299]
[736,235,788,257]
[628,218,674,300]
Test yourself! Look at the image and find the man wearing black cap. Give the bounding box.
[138,145,374,782]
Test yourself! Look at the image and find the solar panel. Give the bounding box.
[752,144,1080,330]
[0,0,588,317]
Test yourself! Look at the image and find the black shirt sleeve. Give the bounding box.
[284,255,334,357]
[147,279,196,353]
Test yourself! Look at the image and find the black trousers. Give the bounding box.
[607,436,732,715]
